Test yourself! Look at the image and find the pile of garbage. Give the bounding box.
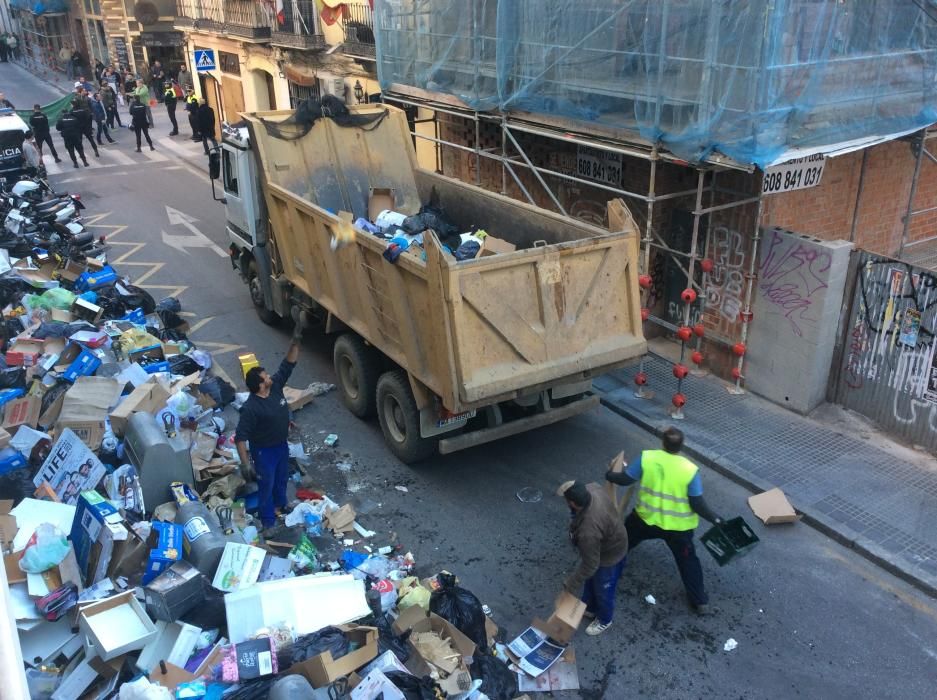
[0,177,561,699]
[349,190,516,264]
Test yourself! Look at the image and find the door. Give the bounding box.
[200,74,224,139]
[264,71,277,111]
[220,75,245,124]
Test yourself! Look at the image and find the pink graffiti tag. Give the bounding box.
[758,230,832,337]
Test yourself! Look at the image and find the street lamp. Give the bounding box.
[353,80,364,104]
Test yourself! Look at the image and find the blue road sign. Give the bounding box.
[195,49,216,72]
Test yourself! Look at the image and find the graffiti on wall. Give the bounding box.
[703,225,746,333]
[836,255,937,447]
[758,228,833,337]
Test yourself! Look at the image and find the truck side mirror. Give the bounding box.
[208,150,220,180]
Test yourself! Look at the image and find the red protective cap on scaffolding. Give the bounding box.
[641,308,650,321]
[635,372,648,386]
[731,367,742,380]
[673,363,689,379]
[672,393,687,408]
[676,326,693,342]
[700,258,714,273]
[733,342,747,357]
[681,288,697,303]
[691,350,704,365]
[638,274,653,289]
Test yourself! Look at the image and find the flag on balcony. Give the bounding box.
[276,0,285,25]
[316,0,347,26]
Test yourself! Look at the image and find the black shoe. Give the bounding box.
[169,131,178,136]
[54,158,62,163]
[107,138,115,143]
[150,145,155,151]
[135,148,141,152]
[94,151,100,158]
[97,140,103,146]
[691,603,714,616]
[72,162,79,169]
[82,161,89,167]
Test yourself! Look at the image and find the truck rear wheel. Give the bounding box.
[333,333,380,418]
[247,260,279,325]
[376,370,437,464]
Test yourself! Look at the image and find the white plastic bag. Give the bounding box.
[18,524,70,573]
[119,677,172,700]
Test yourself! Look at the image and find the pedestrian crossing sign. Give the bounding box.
[194,49,216,72]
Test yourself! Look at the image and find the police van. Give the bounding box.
[0,108,29,180]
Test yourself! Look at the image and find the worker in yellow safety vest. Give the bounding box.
[606,426,723,614]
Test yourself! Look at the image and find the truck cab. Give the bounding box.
[219,123,261,256]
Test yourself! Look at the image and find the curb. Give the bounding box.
[598,392,937,601]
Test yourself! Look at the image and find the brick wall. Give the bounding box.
[760,139,924,257]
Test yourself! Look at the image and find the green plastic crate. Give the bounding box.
[701,516,760,566]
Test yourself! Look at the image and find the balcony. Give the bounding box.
[175,0,272,40]
[341,2,375,60]
[271,0,326,50]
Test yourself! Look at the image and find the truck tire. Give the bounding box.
[376,370,437,464]
[247,260,279,325]
[333,334,380,418]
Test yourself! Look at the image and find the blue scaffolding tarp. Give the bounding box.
[375,0,937,168]
[9,0,69,14]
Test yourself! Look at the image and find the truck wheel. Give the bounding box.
[376,370,437,464]
[333,334,380,418]
[247,260,279,325]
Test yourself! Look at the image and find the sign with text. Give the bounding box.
[576,145,623,187]
[762,154,826,195]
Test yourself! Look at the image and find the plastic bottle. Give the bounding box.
[174,501,228,575]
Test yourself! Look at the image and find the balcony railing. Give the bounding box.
[271,0,326,50]
[342,2,375,59]
[175,0,272,39]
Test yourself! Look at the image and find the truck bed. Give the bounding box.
[245,106,645,413]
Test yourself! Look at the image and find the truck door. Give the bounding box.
[222,146,253,249]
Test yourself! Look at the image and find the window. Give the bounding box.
[218,51,241,75]
[288,79,321,108]
[222,149,238,196]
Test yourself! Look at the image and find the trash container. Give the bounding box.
[700,517,759,566]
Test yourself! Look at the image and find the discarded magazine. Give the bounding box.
[507,625,568,677]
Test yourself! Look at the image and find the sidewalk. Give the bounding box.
[595,355,937,597]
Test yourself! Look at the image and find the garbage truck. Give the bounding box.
[212,104,646,462]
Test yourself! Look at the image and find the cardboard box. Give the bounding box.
[56,377,123,450]
[34,428,107,505]
[142,521,184,584]
[2,395,42,429]
[144,560,206,622]
[211,542,266,592]
[56,343,102,383]
[238,353,259,378]
[350,668,406,700]
[78,590,158,660]
[108,379,171,437]
[70,490,129,586]
[50,309,74,324]
[392,607,476,696]
[56,259,86,284]
[368,187,396,223]
[71,297,104,325]
[479,234,517,257]
[5,337,43,366]
[533,591,586,644]
[0,499,17,553]
[748,488,800,525]
[289,625,379,688]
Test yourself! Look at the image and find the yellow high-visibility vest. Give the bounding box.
[635,450,699,531]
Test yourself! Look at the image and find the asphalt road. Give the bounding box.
[8,62,937,699]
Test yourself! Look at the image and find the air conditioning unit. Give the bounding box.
[327,77,347,100]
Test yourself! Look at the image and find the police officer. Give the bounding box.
[185,88,200,141]
[606,427,723,614]
[56,107,88,168]
[70,94,99,158]
[29,104,61,163]
[129,96,154,152]
[163,81,179,136]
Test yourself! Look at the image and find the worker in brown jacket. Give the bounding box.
[558,480,629,636]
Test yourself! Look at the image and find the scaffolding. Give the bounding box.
[375,0,937,168]
[386,91,762,401]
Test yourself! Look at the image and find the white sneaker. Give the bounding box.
[585,619,612,636]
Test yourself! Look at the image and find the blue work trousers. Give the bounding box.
[251,442,289,528]
[581,558,626,625]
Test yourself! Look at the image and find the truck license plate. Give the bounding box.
[437,410,475,428]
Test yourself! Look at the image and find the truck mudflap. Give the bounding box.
[437,393,599,455]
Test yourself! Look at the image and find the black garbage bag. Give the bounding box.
[199,375,236,407]
[471,651,518,700]
[158,308,186,330]
[278,626,349,669]
[429,573,488,649]
[0,367,26,390]
[0,465,37,502]
[61,321,98,338]
[376,611,410,663]
[169,354,202,377]
[386,671,442,700]
[160,328,190,343]
[156,297,182,313]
